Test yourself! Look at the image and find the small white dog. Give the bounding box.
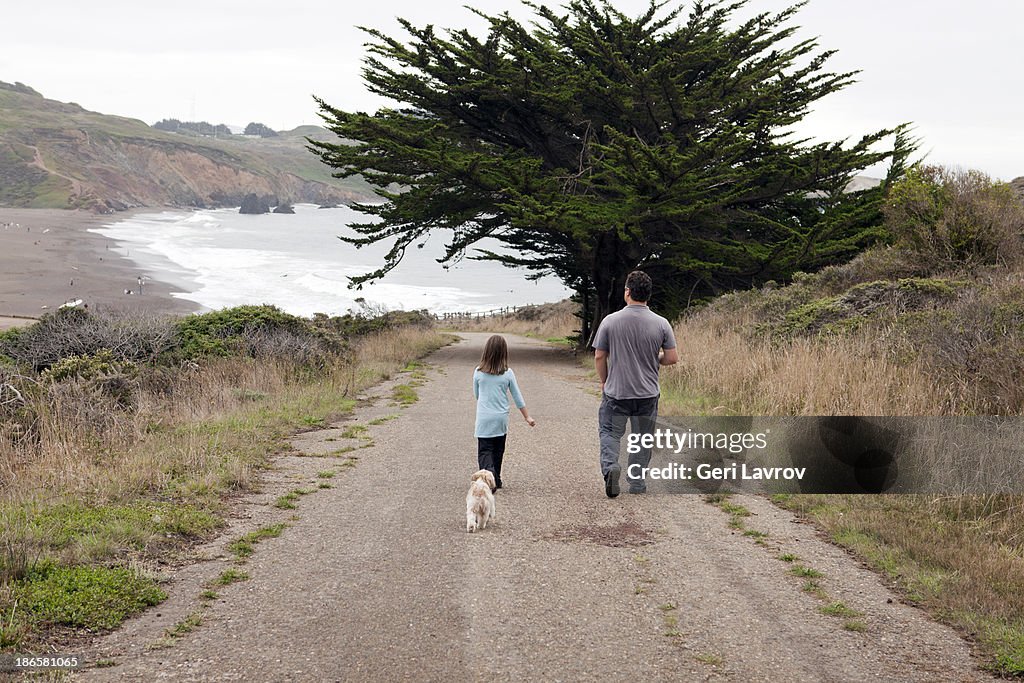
[466,469,497,533]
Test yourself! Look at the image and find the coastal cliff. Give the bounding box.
[0,81,372,212]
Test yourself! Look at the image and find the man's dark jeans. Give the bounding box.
[598,395,659,491]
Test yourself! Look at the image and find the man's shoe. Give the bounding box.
[627,485,646,494]
[605,464,621,498]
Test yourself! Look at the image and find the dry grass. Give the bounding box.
[779,494,1024,674]
[665,308,1024,672]
[0,319,447,648]
[663,322,950,417]
[658,239,1024,673]
[1,325,445,500]
[3,360,315,509]
[0,324,448,588]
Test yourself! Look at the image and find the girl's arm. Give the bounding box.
[519,405,536,427]
[473,369,480,399]
[507,370,535,426]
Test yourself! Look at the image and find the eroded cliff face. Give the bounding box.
[25,129,363,212]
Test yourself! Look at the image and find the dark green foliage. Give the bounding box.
[174,304,310,358]
[244,122,279,137]
[311,0,912,344]
[152,118,232,137]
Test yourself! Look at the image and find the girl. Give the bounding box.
[473,335,536,491]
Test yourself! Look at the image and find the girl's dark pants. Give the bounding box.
[477,435,506,488]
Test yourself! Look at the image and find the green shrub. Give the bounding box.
[175,305,309,358]
[884,166,1024,272]
[39,349,140,408]
[174,305,432,363]
[42,348,136,382]
[781,297,850,335]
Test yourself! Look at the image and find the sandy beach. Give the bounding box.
[0,208,199,330]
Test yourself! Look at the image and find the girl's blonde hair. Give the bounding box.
[478,335,509,375]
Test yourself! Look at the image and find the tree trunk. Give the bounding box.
[585,254,628,349]
[583,230,646,349]
[577,284,592,350]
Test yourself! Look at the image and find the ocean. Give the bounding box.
[90,204,571,316]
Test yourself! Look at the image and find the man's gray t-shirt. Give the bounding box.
[593,304,677,400]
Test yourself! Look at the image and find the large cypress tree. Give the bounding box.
[310,0,912,345]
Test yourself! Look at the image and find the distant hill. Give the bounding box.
[845,175,882,192]
[0,81,375,212]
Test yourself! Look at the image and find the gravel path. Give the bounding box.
[75,333,991,682]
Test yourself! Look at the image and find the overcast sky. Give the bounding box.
[4,1,1022,179]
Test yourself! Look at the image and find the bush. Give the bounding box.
[175,305,310,359]
[813,247,922,295]
[893,282,1024,413]
[309,308,433,339]
[41,349,137,383]
[40,349,139,410]
[0,308,176,372]
[884,166,1024,272]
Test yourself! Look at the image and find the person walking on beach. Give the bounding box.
[473,335,536,492]
[593,270,678,497]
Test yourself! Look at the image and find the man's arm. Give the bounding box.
[659,319,678,366]
[595,348,609,392]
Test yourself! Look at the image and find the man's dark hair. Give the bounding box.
[625,271,652,302]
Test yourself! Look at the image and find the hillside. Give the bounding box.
[0,81,374,212]
[666,167,1024,417]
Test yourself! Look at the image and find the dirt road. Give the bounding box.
[76,333,990,682]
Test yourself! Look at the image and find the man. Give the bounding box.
[593,270,678,497]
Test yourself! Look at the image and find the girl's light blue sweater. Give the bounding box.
[473,368,525,438]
